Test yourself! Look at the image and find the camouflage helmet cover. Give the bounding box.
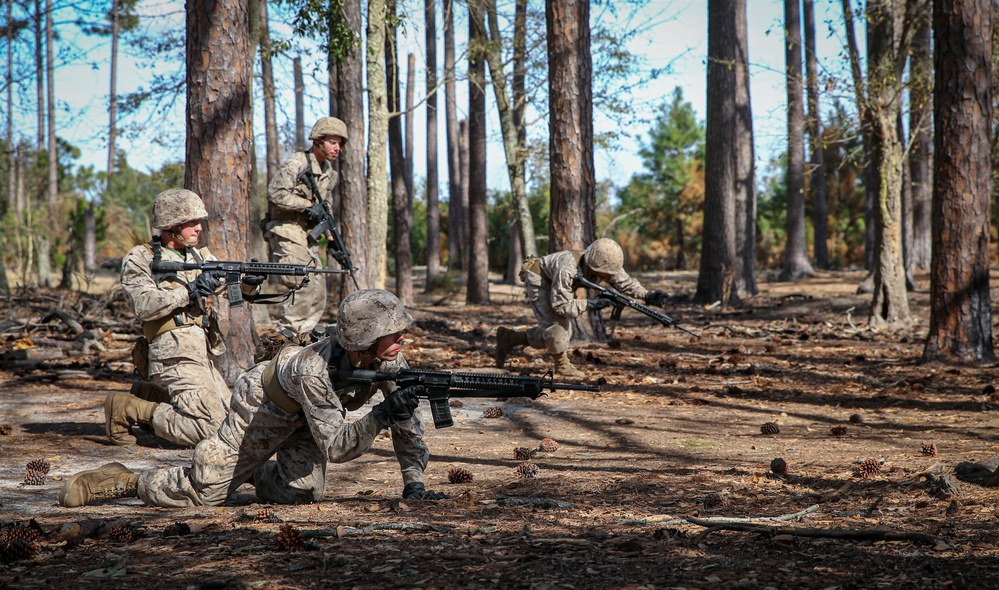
[584,238,625,275]
[151,188,209,230]
[309,117,348,142]
[335,289,414,351]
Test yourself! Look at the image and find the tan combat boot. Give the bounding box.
[129,381,171,404]
[105,392,159,446]
[59,462,139,507]
[551,352,585,378]
[495,327,530,368]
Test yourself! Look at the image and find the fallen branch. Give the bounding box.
[686,517,940,545]
[620,505,817,527]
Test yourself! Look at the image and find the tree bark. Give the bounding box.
[404,52,415,201]
[366,0,389,290]
[387,0,412,305]
[40,0,56,288]
[803,0,828,269]
[778,0,813,282]
[260,1,281,184]
[469,0,538,269]
[923,0,994,364]
[546,0,599,341]
[294,56,305,150]
[908,14,932,271]
[424,0,442,291]
[444,0,464,272]
[466,0,489,304]
[335,0,369,297]
[865,0,915,328]
[732,0,757,297]
[5,0,14,215]
[696,0,740,306]
[185,0,255,381]
[459,118,470,272]
[34,0,43,150]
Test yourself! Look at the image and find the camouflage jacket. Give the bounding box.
[265,151,338,244]
[526,250,649,319]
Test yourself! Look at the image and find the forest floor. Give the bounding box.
[2,268,999,589]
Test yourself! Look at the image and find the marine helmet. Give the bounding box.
[584,238,625,275]
[151,189,208,231]
[335,289,414,351]
[309,117,349,143]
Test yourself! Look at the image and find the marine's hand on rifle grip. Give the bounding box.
[586,297,614,312]
[644,290,671,307]
[306,201,325,224]
[187,272,222,301]
[372,384,425,427]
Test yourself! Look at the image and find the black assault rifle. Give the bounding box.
[333,368,600,428]
[150,237,349,307]
[299,165,360,289]
[574,274,700,337]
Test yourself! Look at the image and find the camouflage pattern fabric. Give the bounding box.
[138,337,429,507]
[120,243,240,446]
[265,151,338,336]
[520,249,650,355]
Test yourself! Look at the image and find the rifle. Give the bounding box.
[150,237,349,307]
[574,274,700,337]
[298,164,360,289]
[332,367,600,428]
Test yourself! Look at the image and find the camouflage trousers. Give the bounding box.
[523,278,573,355]
[139,362,329,507]
[269,235,327,336]
[148,325,230,447]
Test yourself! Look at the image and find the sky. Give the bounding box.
[9,0,859,197]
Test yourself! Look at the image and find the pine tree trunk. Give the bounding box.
[923,0,993,363]
[34,0,43,150]
[40,0,56,287]
[7,0,16,215]
[404,53,415,201]
[466,0,489,304]
[387,0,412,305]
[335,0,368,296]
[444,0,463,272]
[459,118,470,272]
[778,0,813,282]
[732,0,757,297]
[366,0,389,290]
[696,0,740,306]
[186,0,255,381]
[294,56,305,150]
[909,16,932,271]
[803,0,828,269]
[424,0,442,291]
[260,1,281,184]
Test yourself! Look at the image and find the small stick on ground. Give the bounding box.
[685,517,940,546]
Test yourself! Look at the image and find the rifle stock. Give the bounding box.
[333,368,599,428]
[575,275,700,337]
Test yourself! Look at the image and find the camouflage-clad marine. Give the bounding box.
[264,117,347,336]
[495,238,671,377]
[59,289,449,509]
[114,189,264,447]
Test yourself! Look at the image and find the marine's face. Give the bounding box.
[315,135,343,163]
[167,218,203,247]
[373,331,405,361]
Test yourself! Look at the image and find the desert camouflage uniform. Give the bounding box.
[265,151,337,335]
[121,243,254,446]
[521,250,649,355]
[138,336,428,507]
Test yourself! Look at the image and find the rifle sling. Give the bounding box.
[261,354,303,415]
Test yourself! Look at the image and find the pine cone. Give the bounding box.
[760,422,780,435]
[108,525,136,543]
[0,539,40,564]
[770,457,789,475]
[275,524,305,552]
[22,469,46,486]
[514,447,537,461]
[515,462,541,479]
[921,443,937,457]
[482,406,504,418]
[830,425,848,436]
[447,467,474,484]
[857,458,882,479]
[257,508,277,523]
[449,399,464,408]
[0,424,12,436]
[26,459,50,474]
[703,492,731,508]
[537,438,560,453]
[0,526,40,544]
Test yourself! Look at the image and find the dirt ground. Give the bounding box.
[2,269,999,589]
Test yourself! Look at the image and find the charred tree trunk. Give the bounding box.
[923,0,994,364]
[803,0,828,269]
[444,0,463,272]
[404,52,415,201]
[732,0,757,297]
[186,0,255,381]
